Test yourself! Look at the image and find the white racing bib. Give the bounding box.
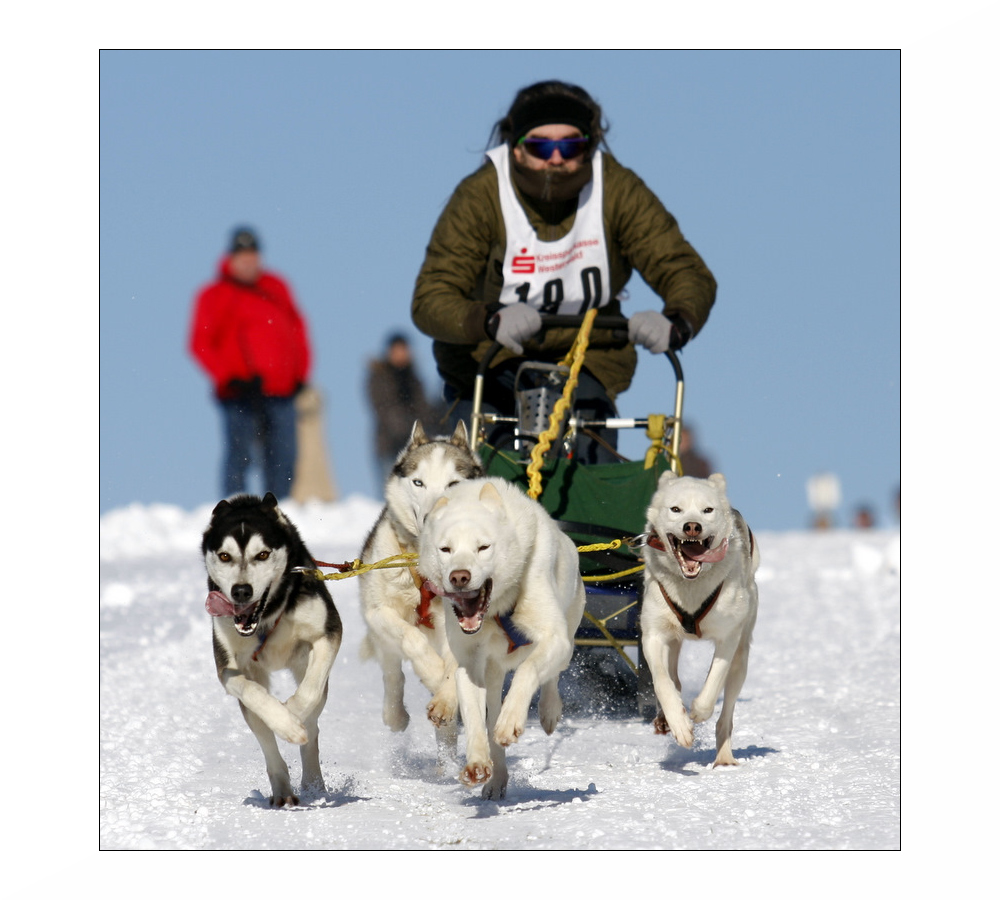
[487,146,611,315]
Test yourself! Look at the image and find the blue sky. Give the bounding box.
[99,50,899,531]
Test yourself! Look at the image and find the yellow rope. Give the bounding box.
[582,563,646,583]
[525,308,598,500]
[305,535,644,582]
[303,552,419,581]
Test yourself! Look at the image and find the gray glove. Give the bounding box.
[489,304,542,355]
[628,310,673,354]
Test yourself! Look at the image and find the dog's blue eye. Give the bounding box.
[413,479,424,488]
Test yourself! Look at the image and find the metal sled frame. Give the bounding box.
[468,314,685,699]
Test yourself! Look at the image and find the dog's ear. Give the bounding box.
[262,492,279,509]
[211,498,231,519]
[431,496,450,514]
[708,473,727,491]
[658,470,679,488]
[409,420,428,447]
[450,419,470,448]
[478,481,503,509]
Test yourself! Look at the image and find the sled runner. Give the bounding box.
[468,313,687,715]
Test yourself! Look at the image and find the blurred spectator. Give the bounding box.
[853,505,875,529]
[367,333,441,486]
[189,226,312,498]
[679,425,714,478]
[807,471,842,529]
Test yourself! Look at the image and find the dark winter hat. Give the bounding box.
[229,227,260,253]
[509,92,594,143]
[386,332,409,348]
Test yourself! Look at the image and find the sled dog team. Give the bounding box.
[203,421,759,806]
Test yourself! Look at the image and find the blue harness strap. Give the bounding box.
[251,614,282,662]
[494,614,532,654]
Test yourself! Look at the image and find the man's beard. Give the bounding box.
[511,156,593,203]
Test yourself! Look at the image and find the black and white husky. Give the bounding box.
[359,420,483,758]
[202,492,343,806]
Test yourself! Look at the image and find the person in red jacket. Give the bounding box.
[189,227,312,498]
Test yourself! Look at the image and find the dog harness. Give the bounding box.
[494,613,533,654]
[656,582,722,638]
[251,614,282,662]
[381,535,438,631]
[648,528,755,638]
[414,576,437,630]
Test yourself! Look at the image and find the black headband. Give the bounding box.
[509,94,593,143]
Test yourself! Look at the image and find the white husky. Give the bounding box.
[419,477,585,800]
[640,472,759,767]
[359,421,483,755]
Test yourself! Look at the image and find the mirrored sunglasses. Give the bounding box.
[517,136,590,161]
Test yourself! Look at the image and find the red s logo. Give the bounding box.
[512,248,535,274]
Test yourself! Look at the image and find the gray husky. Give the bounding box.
[203,492,343,806]
[359,420,483,758]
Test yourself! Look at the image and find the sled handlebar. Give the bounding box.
[476,314,684,384]
[471,313,685,459]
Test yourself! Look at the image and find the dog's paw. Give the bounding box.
[272,709,308,745]
[481,773,508,801]
[690,697,716,724]
[383,704,410,732]
[459,761,492,787]
[538,684,563,735]
[270,793,300,808]
[493,715,524,748]
[426,693,457,727]
[656,710,693,747]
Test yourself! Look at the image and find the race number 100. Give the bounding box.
[513,266,604,314]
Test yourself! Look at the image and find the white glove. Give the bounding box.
[628,310,673,354]
[490,304,542,355]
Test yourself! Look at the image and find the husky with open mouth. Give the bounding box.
[203,492,343,806]
[358,420,483,762]
[419,477,585,800]
[640,472,759,767]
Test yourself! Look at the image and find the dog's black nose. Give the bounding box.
[683,522,702,538]
[449,570,471,589]
[231,583,253,605]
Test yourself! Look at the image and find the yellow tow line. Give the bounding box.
[301,538,644,584]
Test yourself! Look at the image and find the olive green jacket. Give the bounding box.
[412,151,716,399]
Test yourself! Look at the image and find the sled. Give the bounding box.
[468,313,686,716]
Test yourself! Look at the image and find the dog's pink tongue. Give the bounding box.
[682,537,729,563]
[205,590,237,617]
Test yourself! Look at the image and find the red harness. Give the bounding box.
[414,577,437,630]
